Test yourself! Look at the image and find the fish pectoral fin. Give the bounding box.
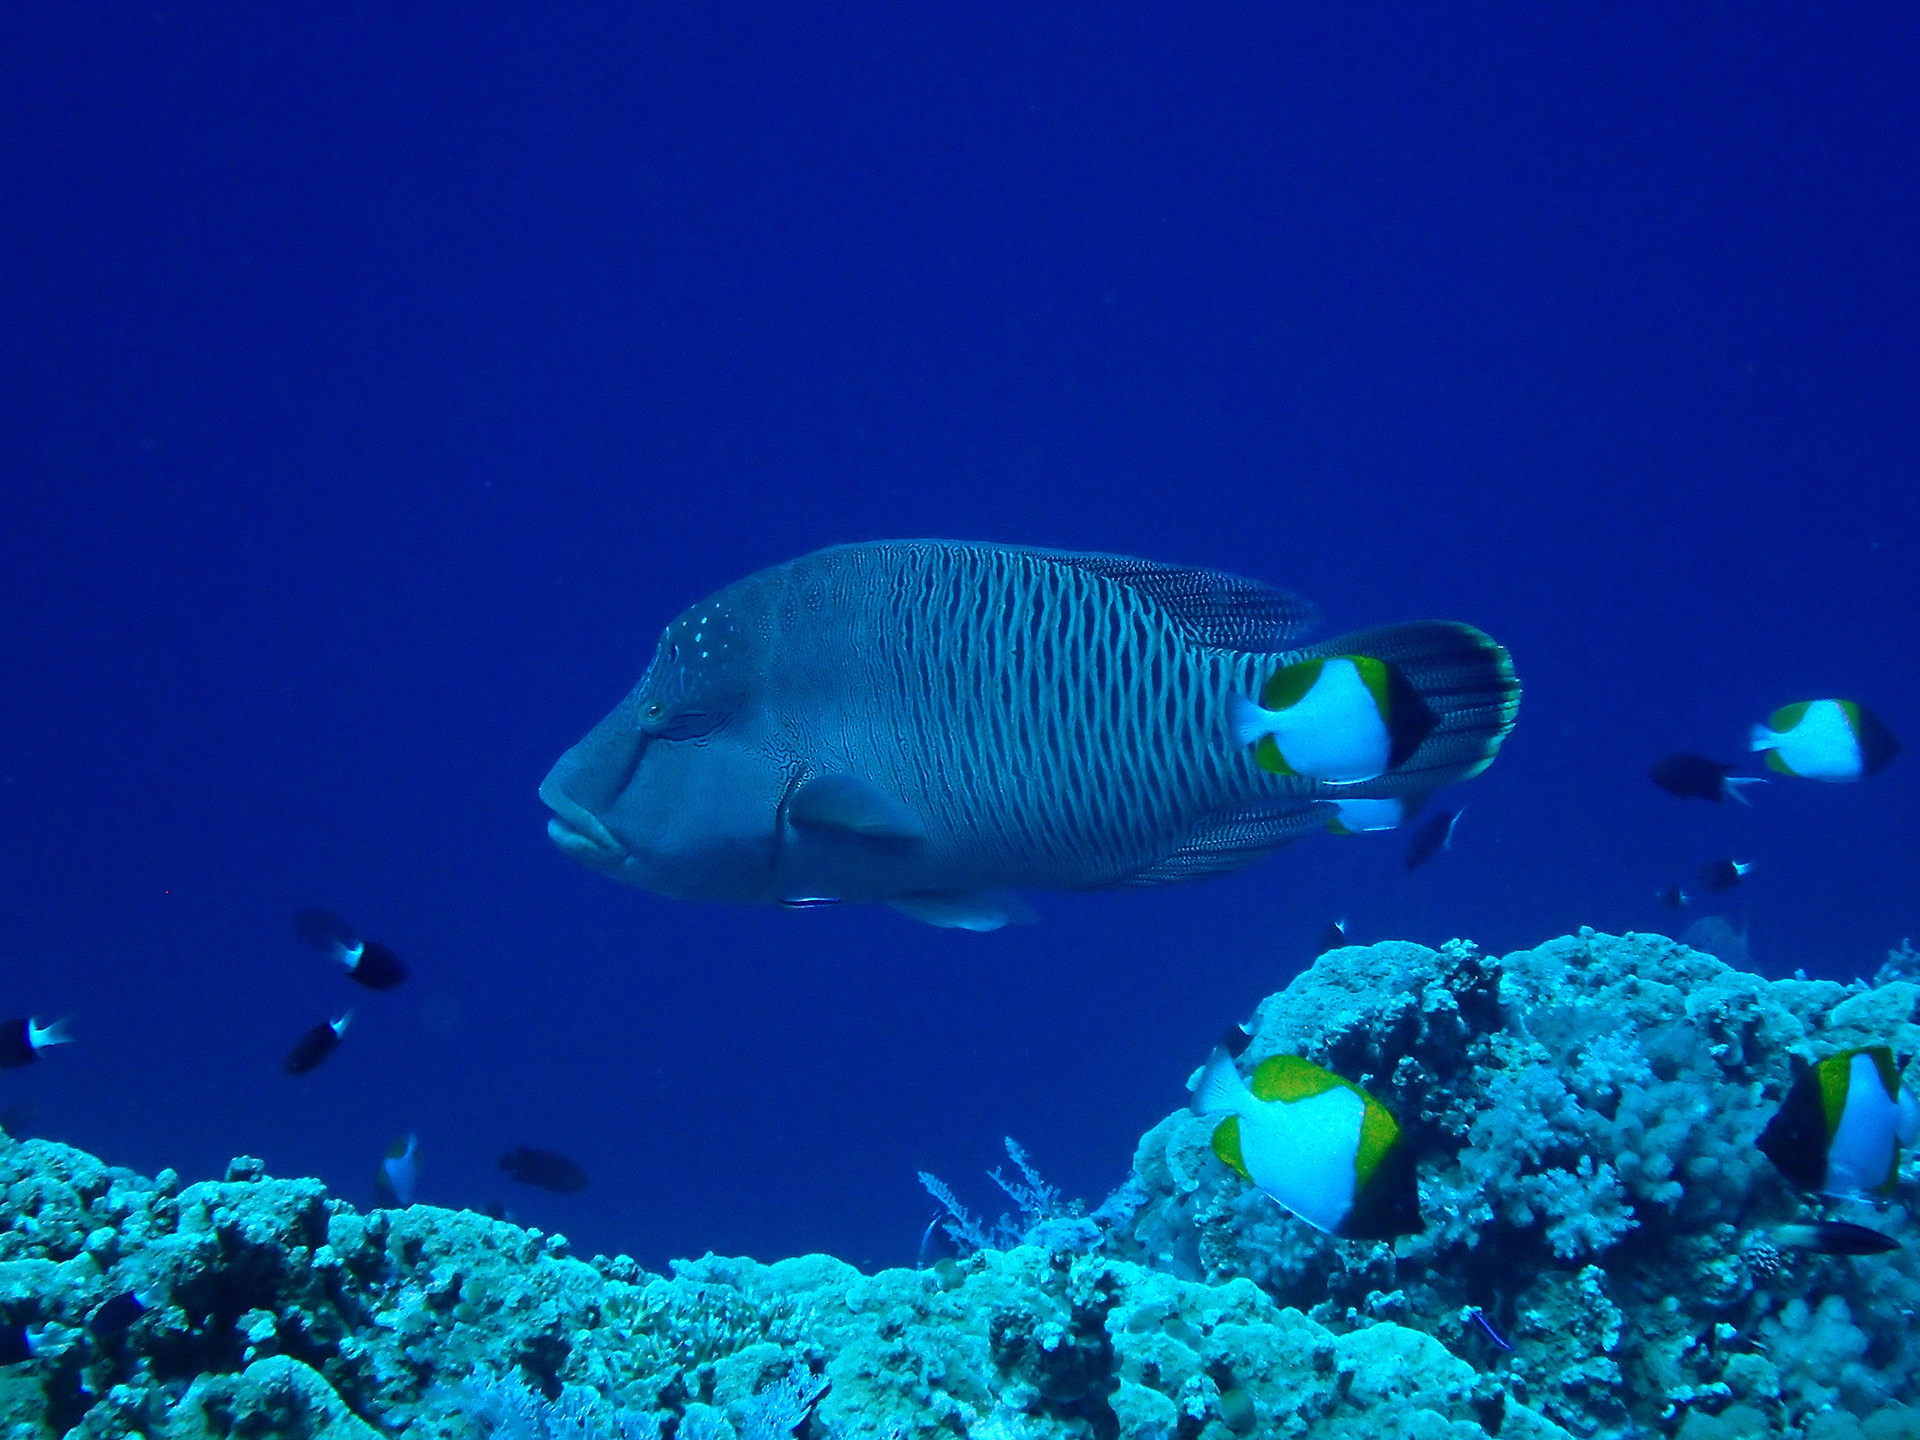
[788,774,927,842]
[889,890,1037,931]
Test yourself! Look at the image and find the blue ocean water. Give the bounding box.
[0,3,1914,1274]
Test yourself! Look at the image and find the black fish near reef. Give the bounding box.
[1775,1221,1901,1256]
[500,1147,589,1193]
[293,909,408,990]
[1403,808,1461,872]
[1648,753,1764,804]
[541,542,1519,931]
[1695,858,1751,893]
[0,1018,71,1069]
[87,1291,151,1338]
[1316,919,1349,955]
[283,1014,351,1075]
[1655,884,1689,909]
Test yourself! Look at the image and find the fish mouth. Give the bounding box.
[539,780,630,870]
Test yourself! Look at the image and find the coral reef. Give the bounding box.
[0,931,1913,1440]
[0,1139,1559,1440]
[1106,931,1920,1439]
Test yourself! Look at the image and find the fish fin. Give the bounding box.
[1054,554,1322,648]
[1290,622,1519,795]
[1722,776,1768,805]
[1226,692,1274,748]
[789,774,927,842]
[26,1018,73,1050]
[1854,705,1901,776]
[1750,723,1779,753]
[1188,1046,1251,1117]
[889,890,1036,931]
[1119,802,1327,886]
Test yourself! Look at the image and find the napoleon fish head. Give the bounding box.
[539,569,788,904]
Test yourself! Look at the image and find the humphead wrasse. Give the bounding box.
[540,541,1520,929]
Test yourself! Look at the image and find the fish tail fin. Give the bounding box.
[27,1018,73,1050]
[1749,723,1777,753]
[1294,621,1520,795]
[1188,1045,1251,1118]
[1225,692,1273,748]
[1722,776,1767,805]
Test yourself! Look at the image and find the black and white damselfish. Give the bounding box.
[541,542,1520,930]
[292,910,408,991]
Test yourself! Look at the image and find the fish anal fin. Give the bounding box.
[889,890,1036,931]
[788,774,926,842]
[1120,803,1327,887]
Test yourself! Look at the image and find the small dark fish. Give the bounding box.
[1655,884,1690,910]
[0,1321,38,1365]
[1316,919,1349,955]
[292,909,408,990]
[1775,1221,1900,1256]
[1695,858,1752,893]
[1403,808,1462,872]
[0,1019,72,1070]
[500,1146,589,1193]
[87,1291,151,1338]
[283,1013,351,1075]
[479,1199,510,1222]
[1648,754,1765,805]
[1220,1022,1255,1060]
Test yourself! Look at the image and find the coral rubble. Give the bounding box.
[0,932,1915,1440]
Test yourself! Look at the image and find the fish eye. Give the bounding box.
[642,700,665,721]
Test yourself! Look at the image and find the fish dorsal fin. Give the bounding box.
[1118,801,1327,887]
[1250,1055,1341,1103]
[1053,554,1322,650]
[788,774,926,842]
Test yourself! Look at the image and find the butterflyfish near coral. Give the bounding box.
[541,542,1519,930]
[1757,1046,1920,1197]
[1750,700,1899,782]
[1189,1046,1422,1239]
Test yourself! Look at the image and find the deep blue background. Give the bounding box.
[2,3,1915,1271]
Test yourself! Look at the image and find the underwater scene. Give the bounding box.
[1,6,1916,1440]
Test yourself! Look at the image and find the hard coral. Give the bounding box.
[1104,930,1920,1440]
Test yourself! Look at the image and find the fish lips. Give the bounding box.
[540,691,651,872]
[539,754,640,875]
[543,796,630,873]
